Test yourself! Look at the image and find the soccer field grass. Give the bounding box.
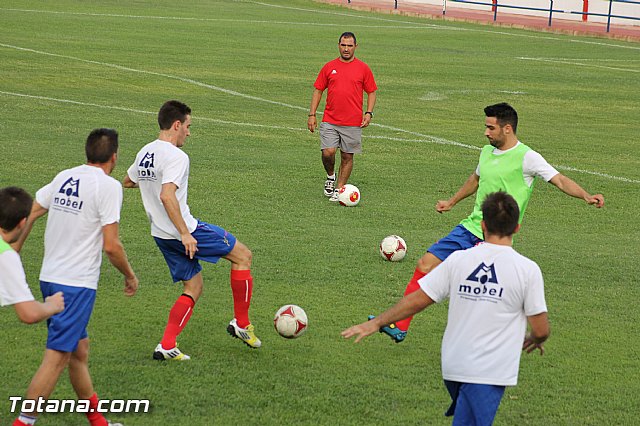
[1,0,639,424]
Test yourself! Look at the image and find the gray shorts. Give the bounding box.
[319,122,362,154]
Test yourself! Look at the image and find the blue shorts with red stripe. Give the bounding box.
[154,221,237,282]
[427,224,483,261]
[41,281,96,353]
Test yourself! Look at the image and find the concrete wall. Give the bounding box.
[403,0,640,25]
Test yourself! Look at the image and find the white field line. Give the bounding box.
[518,57,640,73]
[3,4,640,50]
[0,8,437,29]
[1,90,637,185]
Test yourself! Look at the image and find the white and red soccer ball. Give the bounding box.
[274,304,308,338]
[337,184,360,207]
[379,235,407,262]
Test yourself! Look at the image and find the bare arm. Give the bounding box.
[11,202,48,253]
[103,222,138,296]
[123,175,138,188]
[548,174,604,207]
[523,312,550,355]
[342,290,434,343]
[160,182,197,259]
[436,172,480,213]
[13,293,65,324]
[307,88,324,133]
[361,91,377,128]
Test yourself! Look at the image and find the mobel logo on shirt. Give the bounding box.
[53,177,83,214]
[457,262,504,302]
[138,152,156,180]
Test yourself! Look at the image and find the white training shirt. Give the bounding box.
[0,242,35,306]
[127,139,197,240]
[475,142,560,186]
[419,242,547,386]
[36,164,122,290]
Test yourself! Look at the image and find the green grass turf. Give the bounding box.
[0,0,639,424]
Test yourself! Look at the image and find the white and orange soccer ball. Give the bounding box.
[337,184,360,207]
[273,305,308,339]
[379,235,407,262]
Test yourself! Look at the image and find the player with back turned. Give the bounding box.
[343,191,550,425]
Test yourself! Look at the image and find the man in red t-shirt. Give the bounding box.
[307,32,377,201]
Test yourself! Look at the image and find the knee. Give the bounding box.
[238,246,252,268]
[416,255,437,274]
[322,148,336,158]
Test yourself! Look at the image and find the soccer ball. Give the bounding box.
[337,184,360,207]
[274,305,308,339]
[379,235,407,262]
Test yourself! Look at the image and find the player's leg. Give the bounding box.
[13,349,71,425]
[223,240,261,348]
[153,237,201,361]
[393,252,442,331]
[333,125,362,200]
[319,122,340,197]
[336,151,354,189]
[69,338,114,426]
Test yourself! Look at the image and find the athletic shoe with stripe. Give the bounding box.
[227,319,262,348]
[153,343,191,361]
[108,421,124,426]
[329,188,339,202]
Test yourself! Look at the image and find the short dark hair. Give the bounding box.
[158,100,191,130]
[481,191,520,238]
[339,32,357,44]
[484,102,518,134]
[0,187,33,232]
[86,128,119,164]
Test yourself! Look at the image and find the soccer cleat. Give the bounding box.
[108,422,124,426]
[329,189,340,202]
[368,315,406,343]
[153,343,191,361]
[324,177,336,197]
[227,319,262,348]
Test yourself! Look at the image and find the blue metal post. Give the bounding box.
[548,0,554,26]
[494,0,498,21]
[607,0,613,32]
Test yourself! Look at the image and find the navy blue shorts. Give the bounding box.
[427,224,483,261]
[154,221,237,282]
[41,281,96,353]
[444,380,506,426]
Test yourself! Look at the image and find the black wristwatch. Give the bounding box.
[365,111,373,117]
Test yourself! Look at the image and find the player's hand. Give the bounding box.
[436,200,454,213]
[45,291,65,314]
[307,115,318,133]
[361,114,372,128]
[523,334,545,355]
[587,194,604,208]
[341,320,379,343]
[124,275,139,297]
[181,233,198,259]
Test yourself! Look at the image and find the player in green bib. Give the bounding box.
[374,103,604,343]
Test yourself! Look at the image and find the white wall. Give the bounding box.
[403,0,640,25]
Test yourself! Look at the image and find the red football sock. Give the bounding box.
[395,268,427,331]
[230,269,253,328]
[86,393,108,426]
[161,294,195,350]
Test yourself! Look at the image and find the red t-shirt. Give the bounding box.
[314,58,377,127]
